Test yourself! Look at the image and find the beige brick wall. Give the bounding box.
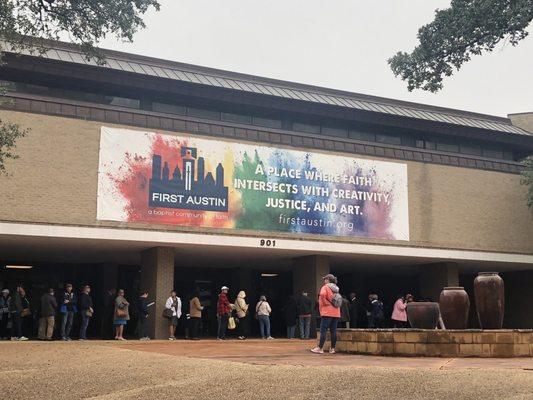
[0,110,532,254]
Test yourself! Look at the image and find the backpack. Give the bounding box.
[330,293,343,308]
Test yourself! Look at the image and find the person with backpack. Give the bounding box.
[367,294,384,328]
[311,274,341,354]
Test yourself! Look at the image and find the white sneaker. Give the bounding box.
[267,336,274,340]
[329,348,336,354]
[310,347,324,354]
[19,336,28,341]
[168,337,175,341]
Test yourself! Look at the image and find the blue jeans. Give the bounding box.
[258,315,270,338]
[80,315,90,339]
[61,311,74,338]
[287,325,296,339]
[299,316,311,339]
[318,316,339,349]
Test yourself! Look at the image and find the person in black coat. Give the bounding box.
[296,292,313,339]
[79,285,94,340]
[9,285,26,340]
[348,292,358,328]
[136,290,150,340]
[284,295,298,339]
[339,295,350,329]
[38,288,57,340]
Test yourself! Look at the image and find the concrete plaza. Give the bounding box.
[1,339,532,399]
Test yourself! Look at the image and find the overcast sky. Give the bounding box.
[99,0,533,117]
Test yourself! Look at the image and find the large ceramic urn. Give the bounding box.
[474,272,504,329]
[406,302,441,329]
[439,287,470,329]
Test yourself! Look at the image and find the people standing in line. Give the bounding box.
[0,289,10,340]
[296,291,313,340]
[102,288,116,339]
[339,294,350,329]
[113,289,129,341]
[284,295,297,339]
[165,290,181,340]
[9,285,26,341]
[216,286,232,341]
[367,294,384,328]
[234,291,249,340]
[137,290,150,341]
[38,288,57,341]
[79,285,94,341]
[348,293,358,329]
[311,274,341,354]
[189,290,203,340]
[256,295,273,340]
[60,283,77,341]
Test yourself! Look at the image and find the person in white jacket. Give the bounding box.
[256,295,273,339]
[165,290,182,340]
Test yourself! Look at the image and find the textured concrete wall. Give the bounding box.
[140,247,174,339]
[0,110,532,255]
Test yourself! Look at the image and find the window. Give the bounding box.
[321,126,348,138]
[252,116,282,129]
[221,112,252,124]
[425,141,436,150]
[415,139,425,149]
[349,130,375,142]
[153,102,186,115]
[436,142,459,153]
[187,107,220,120]
[376,133,402,145]
[401,136,416,147]
[293,122,320,134]
[460,144,482,156]
[483,147,503,159]
[109,96,140,109]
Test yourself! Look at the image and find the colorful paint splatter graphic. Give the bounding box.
[97,127,409,240]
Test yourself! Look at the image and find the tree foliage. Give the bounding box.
[389,0,533,92]
[521,157,533,208]
[0,0,160,174]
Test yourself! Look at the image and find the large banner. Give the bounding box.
[97,127,409,240]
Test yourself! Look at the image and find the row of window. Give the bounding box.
[2,80,515,161]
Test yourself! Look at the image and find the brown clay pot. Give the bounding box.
[439,287,470,329]
[474,272,504,329]
[406,302,441,329]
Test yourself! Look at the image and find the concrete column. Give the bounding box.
[419,262,459,302]
[292,255,330,338]
[141,247,174,339]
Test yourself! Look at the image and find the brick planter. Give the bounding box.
[335,329,533,357]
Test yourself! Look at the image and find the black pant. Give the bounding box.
[137,315,148,339]
[0,313,9,338]
[12,313,22,338]
[217,314,229,339]
[189,317,201,338]
[237,315,249,337]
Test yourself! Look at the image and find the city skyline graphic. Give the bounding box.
[149,146,229,212]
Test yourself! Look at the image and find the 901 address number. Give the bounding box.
[259,239,276,247]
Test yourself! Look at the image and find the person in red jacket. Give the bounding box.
[217,286,233,340]
[311,274,341,354]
